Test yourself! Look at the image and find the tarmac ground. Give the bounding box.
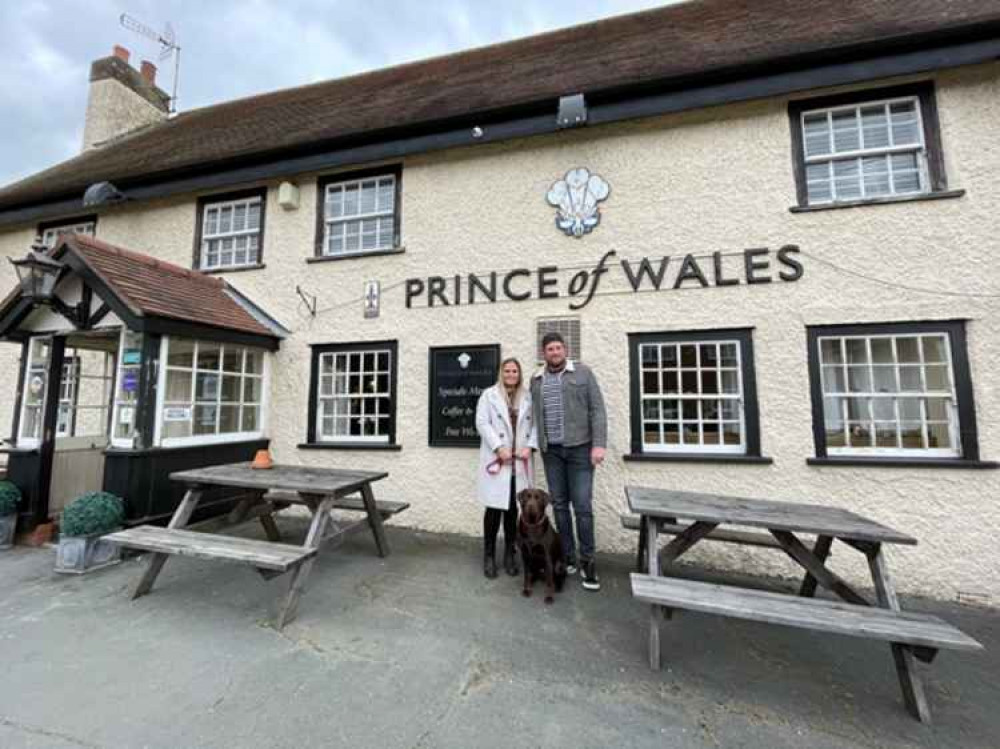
[0,515,996,749]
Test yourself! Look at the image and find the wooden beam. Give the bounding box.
[660,521,718,566]
[799,535,833,597]
[770,530,871,606]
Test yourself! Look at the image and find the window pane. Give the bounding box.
[194,405,218,435]
[845,339,868,364]
[924,365,949,391]
[378,178,395,211]
[896,337,920,363]
[378,216,395,248]
[719,344,738,368]
[861,156,890,196]
[860,105,889,149]
[833,159,861,199]
[890,101,920,145]
[220,405,240,433]
[168,339,196,368]
[232,203,246,232]
[822,366,845,393]
[870,337,893,363]
[205,208,219,235]
[927,422,951,449]
[218,206,232,233]
[198,343,221,371]
[803,113,830,157]
[847,366,870,392]
[221,375,241,402]
[872,366,896,392]
[223,348,243,373]
[890,153,921,193]
[247,201,261,230]
[832,109,860,152]
[165,370,192,401]
[360,181,377,214]
[820,339,843,364]
[874,422,898,448]
[242,405,259,432]
[899,366,922,392]
[245,351,263,375]
[806,163,832,203]
[343,184,359,216]
[921,335,947,363]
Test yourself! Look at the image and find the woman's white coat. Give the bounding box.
[475,385,538,509]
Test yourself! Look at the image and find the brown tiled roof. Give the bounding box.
[64,235,277,337]
[1,0,997,211]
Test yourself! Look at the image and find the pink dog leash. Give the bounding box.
[485,455,530,475]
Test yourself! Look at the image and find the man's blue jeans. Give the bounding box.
[541,443,595,563]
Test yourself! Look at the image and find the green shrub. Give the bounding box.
[61,492,125,537]
[0,480,20,516]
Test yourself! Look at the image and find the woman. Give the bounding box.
[475,357,537,579]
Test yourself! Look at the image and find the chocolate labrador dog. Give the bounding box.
[516,488,567,604]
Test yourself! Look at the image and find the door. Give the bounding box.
[48,334,118,516]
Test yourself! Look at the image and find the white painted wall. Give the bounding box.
[1,64,997,603]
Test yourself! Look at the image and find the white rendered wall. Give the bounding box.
[1,65,997,603]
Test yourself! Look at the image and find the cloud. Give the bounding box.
[0,0,670,189]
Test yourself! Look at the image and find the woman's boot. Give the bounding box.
[503,542,520,576]
[483,538,498,579]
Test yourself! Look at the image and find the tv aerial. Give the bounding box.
[119,13,181,114]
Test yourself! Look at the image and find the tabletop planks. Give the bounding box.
[626,486,916,545]
[170,463,389,495]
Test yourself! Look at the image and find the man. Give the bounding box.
[531,332,608,591]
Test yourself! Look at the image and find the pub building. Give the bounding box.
[0,0,997,605]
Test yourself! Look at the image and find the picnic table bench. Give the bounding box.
[625,486,983,723]
[105,463,407,629]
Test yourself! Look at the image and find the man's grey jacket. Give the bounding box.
[530,360,608,452]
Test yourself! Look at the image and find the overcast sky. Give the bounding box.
[0,0,671,189]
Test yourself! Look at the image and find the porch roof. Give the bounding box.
[0,234,286,348]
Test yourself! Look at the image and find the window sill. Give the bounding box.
[807,456,998,469]
[790,189,965,213]
[298,442,402,451]
[200,263,266,275]
[307,247,405,264]
[623,453,773,465]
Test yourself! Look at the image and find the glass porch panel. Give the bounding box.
[113,331,144,443]
[19,337,51,444]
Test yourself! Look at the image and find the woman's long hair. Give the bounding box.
[496,357,526,410]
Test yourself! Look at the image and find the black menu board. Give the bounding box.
[428,344,501,447]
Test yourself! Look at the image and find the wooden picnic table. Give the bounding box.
[106,463,407,629]
[625,486,982,723]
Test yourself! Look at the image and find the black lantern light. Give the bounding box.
[9,241,65,303]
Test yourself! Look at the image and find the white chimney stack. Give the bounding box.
[81,45,170,152]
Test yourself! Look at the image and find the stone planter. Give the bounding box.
[0,513,15,549]
[54,531,122,574]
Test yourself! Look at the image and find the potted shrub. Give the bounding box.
[0,480,20,549]
[55,491,125,574]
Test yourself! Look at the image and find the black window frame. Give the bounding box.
[312,165,403,262]
[193,186,268,273]
[302,339,401,451]
[788,81,962,212]
[806,319,994,468]
[625,328,770,464]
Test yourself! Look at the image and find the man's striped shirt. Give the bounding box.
[541,368,566,445]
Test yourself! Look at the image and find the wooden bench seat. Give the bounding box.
[264,491,409,517]
[104,526,317,572]
[620,513,781,549]
[631,573,983,654]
